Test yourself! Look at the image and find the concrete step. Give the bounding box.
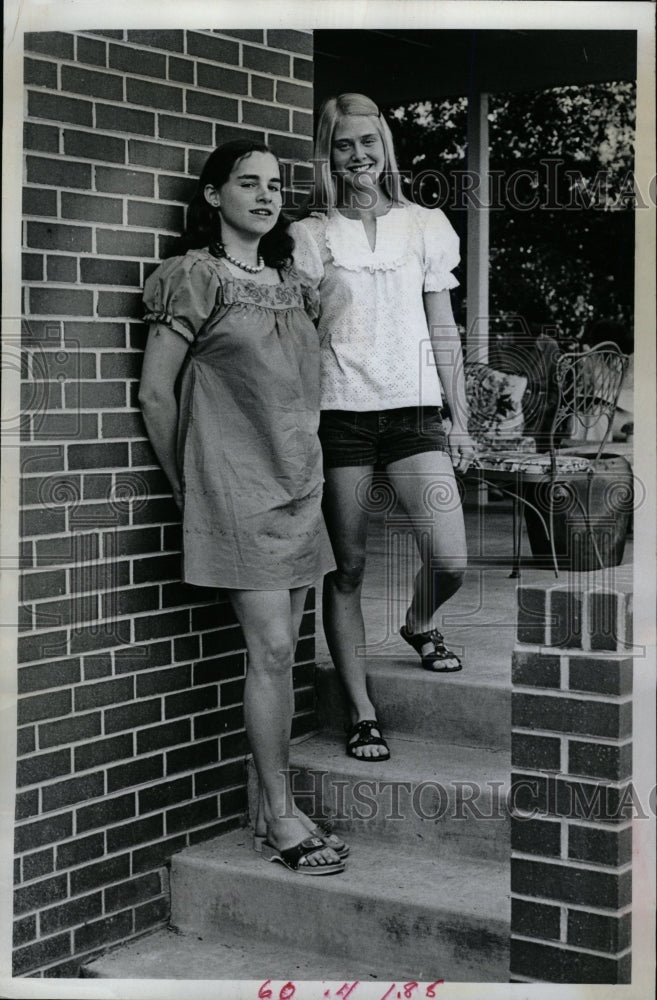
[82,925,386,980]
[315,659,511,751]
[168,828,510,981]
[284,733,510,862]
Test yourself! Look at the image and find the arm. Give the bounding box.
[138,323,190,510]
[423,289,476,472]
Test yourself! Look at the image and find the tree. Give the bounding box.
[385,81,636,344]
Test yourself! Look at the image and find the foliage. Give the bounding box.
[385,82,636,344]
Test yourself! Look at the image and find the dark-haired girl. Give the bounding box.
[139,140,344,875]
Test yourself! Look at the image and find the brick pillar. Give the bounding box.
[510,576,633,983]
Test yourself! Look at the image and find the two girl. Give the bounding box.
[140,93,473,873]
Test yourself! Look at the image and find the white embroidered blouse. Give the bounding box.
[290,202,460,411]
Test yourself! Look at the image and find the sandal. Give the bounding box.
[400,625,463,673]
[346,719,390,761]
[261,836,345,875]
[254,822,349,859]
[312,820,350,858]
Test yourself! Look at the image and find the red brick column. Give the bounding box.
[510,578,633,983]
[17,27,315,977]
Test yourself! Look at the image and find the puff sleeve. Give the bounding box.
[288,218,325,320]
[143,253,222,343]
[420,207,460,292]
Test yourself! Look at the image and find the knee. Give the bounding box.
[250,633,294,676]
[329,557,367,594]
[434,563,466,594]
[448,566,466,591]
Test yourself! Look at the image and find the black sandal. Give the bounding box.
[400,625,463,672]
[346,719,390,761]
[261,835,345,875]
[254,821,349,859]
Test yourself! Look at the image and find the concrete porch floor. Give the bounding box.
[314,495,634,685]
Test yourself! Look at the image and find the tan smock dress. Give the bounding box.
[143,249,332,590]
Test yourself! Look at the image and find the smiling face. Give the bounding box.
[205,150,282,245]
[330,114,387,201]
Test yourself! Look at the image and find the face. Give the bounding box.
[205,150,282,243]
[330,115,387,196]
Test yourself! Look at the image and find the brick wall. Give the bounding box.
[17,27,315,977]
[510,576,633,983]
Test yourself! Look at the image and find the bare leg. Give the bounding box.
[229,587,338,866]
[289,584,310,719]
[287,588,349,852]
[387,451,467,665]
[255,586,320,837]
[322,465,387,759]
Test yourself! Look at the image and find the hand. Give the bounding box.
[448,428,477,474]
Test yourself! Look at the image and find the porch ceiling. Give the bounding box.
[313,29,637,107]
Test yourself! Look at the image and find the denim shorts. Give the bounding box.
[319,407,450,469]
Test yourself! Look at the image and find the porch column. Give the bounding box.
[466,90,490,363]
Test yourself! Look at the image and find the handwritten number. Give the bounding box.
[257,978,440,1000]
[425,982,444,997]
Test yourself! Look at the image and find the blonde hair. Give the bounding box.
[311,93,408,210]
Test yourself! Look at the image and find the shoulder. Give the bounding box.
[143,250,224,339]
[409,204,460,264]
[291,213,328,245]
[146,250,222,290]
[407,202,456,235]
[288,217,327,283]
[289,216,326,287]
[408,203,460,289]
[143,250,224,319]
[147,249,214,280]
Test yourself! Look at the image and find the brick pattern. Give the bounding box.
[511,581,633,983]
[517,583,632,652]
[18,28,315,977]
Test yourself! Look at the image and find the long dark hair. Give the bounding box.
[180,139,294,268]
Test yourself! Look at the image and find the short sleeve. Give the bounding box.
[420,207,460,293]
[289,219,325,287]
[143,253,222,343]
[288,218,326,321]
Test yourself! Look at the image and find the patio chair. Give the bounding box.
[466,342,631,577]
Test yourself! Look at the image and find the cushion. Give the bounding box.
[465,363,529,446]
[473,452,592,475]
